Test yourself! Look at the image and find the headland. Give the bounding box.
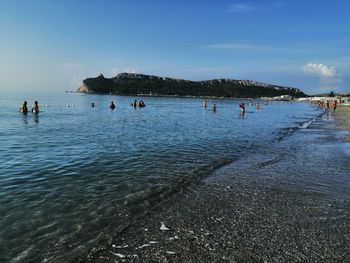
[76,73,306,99]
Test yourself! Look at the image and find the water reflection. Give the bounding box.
[21,114,28,124]
[33,114,39,124]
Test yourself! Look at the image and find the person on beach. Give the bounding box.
[31,101,39,114]
[239,102,245,115]
[109,101,116,110]
[212,104,217,112]
[19,101,28,114]
[202,98,207,108]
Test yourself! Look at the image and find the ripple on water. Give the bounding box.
[0,94,322,261]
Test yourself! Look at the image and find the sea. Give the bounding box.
[0,91,349,262]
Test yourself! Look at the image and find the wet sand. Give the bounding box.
[74,114,350,263]
[333,106,350,140]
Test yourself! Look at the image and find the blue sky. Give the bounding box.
[1,0,349,94]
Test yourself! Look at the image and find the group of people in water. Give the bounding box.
[312,100,338,113]
[18,97,277,116]
[90,100,146,110]
[202,98,261,115]
[19,100,39,114]
[131,100,145,108]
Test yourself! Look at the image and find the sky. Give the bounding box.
[1,0,349,95]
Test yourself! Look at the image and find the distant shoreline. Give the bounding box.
[75,91,298,101]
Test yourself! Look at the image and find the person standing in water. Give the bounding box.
[19,101,28,114]
[109,101,116,110]
[31,101,39,114]
[202,98,207,108]
[332,100,337,112]
[212,104,217,112]
[325,100,329,112]
[256,102,260,110]
[91,102,95,108]
[239,102,245,115]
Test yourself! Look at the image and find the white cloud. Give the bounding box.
[226,4,256,12]
[302,62,338,77]
[302,62,343,92]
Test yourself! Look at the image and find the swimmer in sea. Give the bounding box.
[133,100,137,108]
[19,101,28,114]
[31,101,39,114]
[256,102,260,110]
[91,102,95,108]
[212,104,217,112]
[109,101,116,110]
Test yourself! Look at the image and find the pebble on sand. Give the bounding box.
[160,222,170,231]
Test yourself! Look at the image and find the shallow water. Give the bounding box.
[0,92,321,262]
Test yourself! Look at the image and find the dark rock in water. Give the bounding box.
[77,73,307,98]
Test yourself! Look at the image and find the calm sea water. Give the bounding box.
[0,92,321,262]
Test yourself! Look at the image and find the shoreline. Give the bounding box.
[74,111,350,262]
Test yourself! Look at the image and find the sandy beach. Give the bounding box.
[333,106,350,140]
[74,110,350,263]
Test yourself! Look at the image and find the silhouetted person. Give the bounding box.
[19,101,28,114]
[109,101,116,110]
[212,104,217,112]
[91,102,95,108]
[31,101,39,114]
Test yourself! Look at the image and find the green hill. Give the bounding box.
[77,73,307,98]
